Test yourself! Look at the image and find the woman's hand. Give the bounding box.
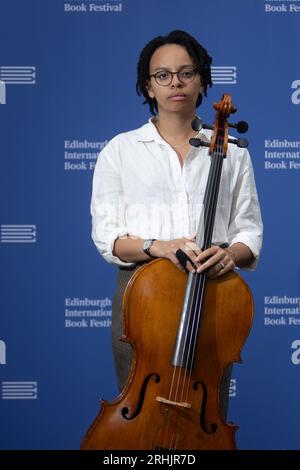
[151,239,237,277]
[195,245,236,279]
[151,235,202,273]
[115,235,250,275]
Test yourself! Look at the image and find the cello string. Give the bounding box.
[170,134,222,406]
[168,249,204,401]
[167,107,230,449]
[169,129,224,406]
[181,154,221,405]
[180,129,225,407]
[168,211,206,402]
[183,131,225,403]
[168,123,226,434]
[169,236,206,403]
[167,127,225,451]
[173,277,199,402]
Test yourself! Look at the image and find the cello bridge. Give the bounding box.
[155,396,191,409]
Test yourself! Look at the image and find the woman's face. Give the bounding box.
[147,43,202,115]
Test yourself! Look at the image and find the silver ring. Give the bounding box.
[219,262,225,269]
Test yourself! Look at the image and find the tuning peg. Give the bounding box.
[189,138,210,148]
[192,117,214,132]
[228,121,248,134]
[191,117,203,131]
[228,138,248,148]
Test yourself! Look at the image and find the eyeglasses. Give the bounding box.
[149,68,199,86]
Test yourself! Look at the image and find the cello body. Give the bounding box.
[81,258,253,450]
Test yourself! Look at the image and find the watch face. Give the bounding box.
[144,240,152,250]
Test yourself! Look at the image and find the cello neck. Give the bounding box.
[172,95,233,371]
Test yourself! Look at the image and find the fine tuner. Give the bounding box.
[190,116,249,149]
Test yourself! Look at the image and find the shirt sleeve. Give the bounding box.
[90,140,136,268]
[227,149,263,271]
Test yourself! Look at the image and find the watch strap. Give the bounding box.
[143,239,157,259]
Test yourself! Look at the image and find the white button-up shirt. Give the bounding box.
[91,118,263,268]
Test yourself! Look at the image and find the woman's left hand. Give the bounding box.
[195,245,236,279]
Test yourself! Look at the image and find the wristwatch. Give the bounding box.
[143,239,157,259]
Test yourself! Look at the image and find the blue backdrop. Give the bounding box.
[1,0,300,450]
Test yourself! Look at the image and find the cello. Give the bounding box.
[81,94,254,450]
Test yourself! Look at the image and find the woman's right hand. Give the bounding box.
[151,235,201,273]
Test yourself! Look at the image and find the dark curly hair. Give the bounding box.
[136,30,212,115]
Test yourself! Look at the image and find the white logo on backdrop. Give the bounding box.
[64,139,107,172]
[291,80,300,104]
[211,66,237,85]
[264,140,300,171]
[0,66,36,103]
[64,1,123,13]
[1,381,38,400]
[229,378,236,397]
[264,296,300,324]
[0,340,6,365]
[0,80,6,104]
[0,66,36,84]
[65,297,112,328]
[291,340,300,365]
[265,0,300,13]
[0,225,37,243]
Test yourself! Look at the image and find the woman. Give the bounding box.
[91,30,263,419]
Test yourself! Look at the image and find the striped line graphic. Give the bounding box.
[1,225,37,243]
[2,381,38,399]
[0,80,5,104]
[0,66,36,84]
[0,340,6,365]
[212,66,237,85]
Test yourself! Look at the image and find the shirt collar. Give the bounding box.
[135,118,165,144]
[135,117,233,157]
[135,117,209,145]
